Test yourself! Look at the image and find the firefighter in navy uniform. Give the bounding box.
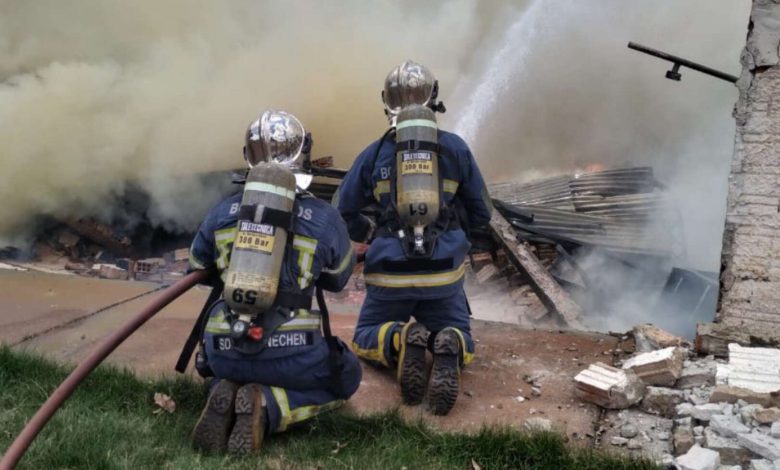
[335,61,493,415]
[188,109,361,454]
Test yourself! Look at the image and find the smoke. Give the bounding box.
[0,0,493,240]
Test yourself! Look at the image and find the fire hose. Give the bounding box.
[0,269,210,470]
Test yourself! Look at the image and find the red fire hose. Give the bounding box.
[0,269,209,470]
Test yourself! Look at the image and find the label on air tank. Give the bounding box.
[234,220,275,254]
[400,151,433,175]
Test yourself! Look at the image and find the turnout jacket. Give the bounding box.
[335,130,492,300]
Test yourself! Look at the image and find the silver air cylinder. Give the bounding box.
[224,163,296,317]
[395,104,440,253]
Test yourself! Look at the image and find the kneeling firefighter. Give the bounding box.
[334,60,493,415]
[183,109,361,454]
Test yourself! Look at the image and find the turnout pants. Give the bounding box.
[203,301,362,433]
[352,289,475,369]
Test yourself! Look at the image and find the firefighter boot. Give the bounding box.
[193,379,239,452]
[228,383,267,454]
[429,328,461,416]
[397,322,430,405]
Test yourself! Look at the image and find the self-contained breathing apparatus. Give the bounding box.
[176,111,345,396]
[376,60,459,261]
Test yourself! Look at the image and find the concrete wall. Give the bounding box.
[719,0,780,332]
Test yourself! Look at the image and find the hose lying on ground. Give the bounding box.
[0,269,210,470]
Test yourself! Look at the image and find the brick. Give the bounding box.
[755,409,780,425]
[621,347,685,386]
[574,362,645,409]
[675,444,721,470]
[675,425,695,455]
[710,385,780,408]
[717,344,780,394]
[632,324,690,352]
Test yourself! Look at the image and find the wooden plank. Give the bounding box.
[489,211,584,328]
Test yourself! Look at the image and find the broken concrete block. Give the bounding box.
[710,385,780,408]
[717,344,780,394]
[704,428,756,466]
[678,359,718,389]
[755,408,780,425]
[675,425,696,455]
[738,432,780,460]
[574,362,645,409]
[772,422,780,439]
[691,403,725,422]
[675,444,721,470]
[743,405,766,425]
[750,460,776,470]
[696,324,780,358]
[611,436,628,446]
[641,386,685,418]
[633,324,691,352]
[718,466,741,470]
[173,248,189,262]
[710,414,751,437]
[622,346,685,386]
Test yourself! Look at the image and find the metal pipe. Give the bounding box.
[0,269,209,470]
[627,42,739,84]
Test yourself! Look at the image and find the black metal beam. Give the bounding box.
[628,42,738,84]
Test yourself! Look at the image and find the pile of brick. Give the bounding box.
[574,325,780,469]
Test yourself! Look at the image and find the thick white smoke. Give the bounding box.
[0,0,486,238]
[0,0,750,274]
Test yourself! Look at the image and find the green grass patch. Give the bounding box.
[0,346,658,469]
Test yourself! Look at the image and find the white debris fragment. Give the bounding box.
[717,344,780,394]
[622,347,686,386]
[675,444,720,470]
[574,362,645,409]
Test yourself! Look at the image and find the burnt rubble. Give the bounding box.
[572,324,780,469]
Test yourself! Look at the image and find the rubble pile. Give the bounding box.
[573,325,780,469]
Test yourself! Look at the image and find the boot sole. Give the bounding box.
[429,330,460,416]
[398,323,429,406]
[228,384,266,454]
[193,380,238,453]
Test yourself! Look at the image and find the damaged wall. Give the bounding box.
[719,0,780,332]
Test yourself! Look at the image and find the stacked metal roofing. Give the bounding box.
[489,167,680,257]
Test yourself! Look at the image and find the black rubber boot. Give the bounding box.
[397,322,430,406]
[428,329,461,416]
[192,379,239,453]
[228,384,267,454]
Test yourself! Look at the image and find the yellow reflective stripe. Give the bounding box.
[289,399,344,425]
[293,235,317,289]
[443,179,459,194]
[396,119,437,130]
[188,253,207,270]
[351,321,394,367]
[214,227,237,270]
[271,387,292,431]
[373,180,390,201]
[245,182,296,200]
[449,327,474,366]
[323,246,354,275]
[276,317,321,331]
[270,386,344,432]
[365,262,466,288]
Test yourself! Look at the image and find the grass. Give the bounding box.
[0,346,658,469]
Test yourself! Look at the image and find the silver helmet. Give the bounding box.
[244,109,306,168]
[382,60,442,123]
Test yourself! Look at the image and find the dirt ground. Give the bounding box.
[0,270,618,441]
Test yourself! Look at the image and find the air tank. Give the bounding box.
[395,104,440,253]
[224,162,296,316]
